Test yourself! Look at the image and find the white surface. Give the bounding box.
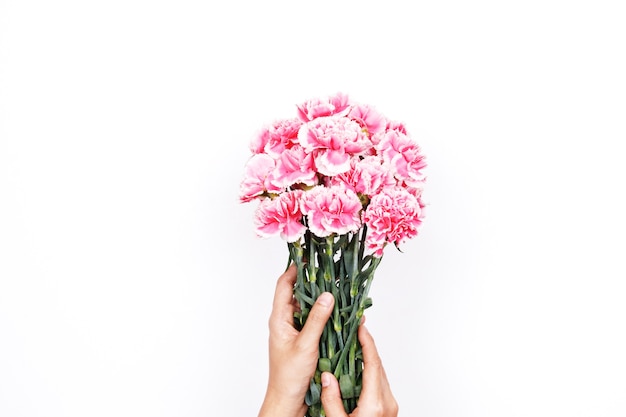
[1,1,625,416]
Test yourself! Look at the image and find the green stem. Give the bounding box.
[333,256,381,379]
[324,236,336,283]
[358,225,367,269]
[349,334,357,376]
[306,231,319,299]
[334,260,345,352]
[289,243,307,312]
[333,316,359,378]
[296,227,383,417]
[350,232,359,279]
[324,236,343,359]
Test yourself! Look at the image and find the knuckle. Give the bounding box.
[387,398,399,416]
[307,307,324,323]
[320,389,338,409]
[371,402,384,416]
[294,337,316,354]
[309,301,330,322]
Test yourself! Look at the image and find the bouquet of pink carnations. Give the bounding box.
[240,93,426,416]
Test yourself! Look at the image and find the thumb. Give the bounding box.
[321,372,349,417]
[297,292,334,349]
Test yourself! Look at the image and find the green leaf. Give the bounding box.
[305,379,321,406]
[339,374,356,399]
[318,358,332,373]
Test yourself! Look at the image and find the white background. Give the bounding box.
[1,1,625,416]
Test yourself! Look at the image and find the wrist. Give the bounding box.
[258,386,306,417]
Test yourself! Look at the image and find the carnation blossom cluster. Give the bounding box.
[240,92,427,257]
[240,93,427,416]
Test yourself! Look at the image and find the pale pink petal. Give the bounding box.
[298,116,371,176]
[254,190,306,242]
[264,118,303,158]
[363,187,423,256]
[348,104,387,136]
[331,156,395,197]
[281,216,307,242]
[296,92,351,121]
[249,128,270,154]
[376,130,426,186]
[273,146,318,188]
[239,153,277,202]
[314,149,351,176]
[301,185,362,237]
[386,120,408,134]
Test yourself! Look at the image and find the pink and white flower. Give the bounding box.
[301,185,362,237]
[376,129,427,187]
[273,145,318,189]
[298,116,372,176]
[254,190,306,242]
[239,153,283,202]
[363,187,423,257]
[241,92,427,256]
[386,120,408,135]
[371,120,408,146]
[331,156,394,197]
[241,93,427,417]
[249,127,269,155]
[296,92,351,121]
[240,94,426,417]
[250,118,302,157]
[348,104,387,137]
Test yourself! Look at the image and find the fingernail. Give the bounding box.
[321,372,331,387]
[317,292,333,308]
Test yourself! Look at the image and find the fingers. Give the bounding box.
[357,324,386,399]
[358,324,399,416]
[358,325,388,398]
[297,292,334,350]
[320,372,349,417]
[271,265,298,323]
[359,324,382,369]
[270,265,334,352]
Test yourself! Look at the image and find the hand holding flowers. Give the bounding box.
[258,265,335,417]
[242,93,425,416]
[258,266,398,417]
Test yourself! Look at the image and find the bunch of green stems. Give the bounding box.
[288,226,382,417]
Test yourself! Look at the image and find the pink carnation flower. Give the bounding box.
[371,120,408,146]
[239,153,283,202]
[296,92,351,121]
[298,116,372,176]
[363,187,423,257]
[301,185,362,237]
[376,129,427,187]
[273,145,318,189]
[331,156,394,197]
[249,127,270,154]
[348,104,387,137]
[250,118,302,157]
[386,120,408,134]
[254,190,307,242]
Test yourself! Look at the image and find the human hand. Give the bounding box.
[258,265,335,417]
[320,323,398,417]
